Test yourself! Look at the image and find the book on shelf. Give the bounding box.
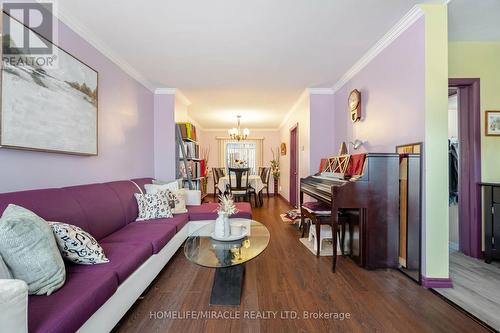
[179,141,199,159]
[176,122,197,141]
[178,160,206,179]
[183,180,203,191]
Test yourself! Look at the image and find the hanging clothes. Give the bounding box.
[449,140,459,205]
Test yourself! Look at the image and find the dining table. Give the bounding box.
[217,174,265,195]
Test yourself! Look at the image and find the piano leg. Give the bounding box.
[339,217,345,256]
[299,191,305,235]
[315,217,321,257]
[331,207,339,272]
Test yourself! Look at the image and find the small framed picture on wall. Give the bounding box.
[486,111,500,136]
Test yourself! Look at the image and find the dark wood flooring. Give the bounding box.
[113,196,491,333]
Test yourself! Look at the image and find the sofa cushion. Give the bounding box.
[64,183,127,240]
[101,222,177,254]
[187,202,252,221]
[0,188,89,231]
[0,255,11,279]
[28,270,118,333]
[106,181,142,223]
[131,178,154,193]
[135,213,189,233]
[0,204,66,296]
[67,242,151,284]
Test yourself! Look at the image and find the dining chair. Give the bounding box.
[227,168,258,206]
[260,167,271,198]
[212,167,223,199]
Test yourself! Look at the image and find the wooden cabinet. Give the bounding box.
[482,183,500,263]
[397,154,422,282]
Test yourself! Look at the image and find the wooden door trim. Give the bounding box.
[449,78,482,258]
[289,124,299,207]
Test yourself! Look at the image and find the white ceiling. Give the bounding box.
[448,0,500,42]
[57,0,447,129]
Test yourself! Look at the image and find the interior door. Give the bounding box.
[290,125,298,207]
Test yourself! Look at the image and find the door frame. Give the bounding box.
[449,78,482,258]
[289,124,299,207]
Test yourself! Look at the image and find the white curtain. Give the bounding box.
[217,137,263,174]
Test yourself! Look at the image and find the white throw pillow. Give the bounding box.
[0,204,65,295]
[145,181,179,193]
[48,222,109,265]
[135,192,173,221]
[0,255,12,279]
[167,189,188,214]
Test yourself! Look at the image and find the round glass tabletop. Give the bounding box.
[184,219,270,268]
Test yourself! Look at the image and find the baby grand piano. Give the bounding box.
[300,153,400,270]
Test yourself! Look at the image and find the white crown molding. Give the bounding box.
[331,5,424,93]
[52,5,156,92]
[155,88,176,95]
[308,88,334,95]
[279,89,310,129]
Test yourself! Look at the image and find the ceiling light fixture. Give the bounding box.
[228,115,249,141]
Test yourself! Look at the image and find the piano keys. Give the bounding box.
[300,153,400,270]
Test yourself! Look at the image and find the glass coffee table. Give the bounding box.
[184,219,270,305]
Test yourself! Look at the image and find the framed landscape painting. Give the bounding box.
[486,111,500,136]
[0,12,98,155]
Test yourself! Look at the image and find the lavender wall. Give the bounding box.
[333,17,425,152]
[0,19,155,193]
[154,93,176,181]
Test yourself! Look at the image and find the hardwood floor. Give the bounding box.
[113,197,490,333]
[435,250,500,331]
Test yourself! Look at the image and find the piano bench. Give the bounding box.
[308,224,333,253]
[300,207,350,261]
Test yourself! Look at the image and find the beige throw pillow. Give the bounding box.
[144,184,187,214]
[167,189,188,214]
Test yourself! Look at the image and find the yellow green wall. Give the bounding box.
[420,4,450,279]
[449,42,500,182]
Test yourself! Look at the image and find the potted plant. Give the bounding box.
[214,194,239,239]
[270,148,280,194]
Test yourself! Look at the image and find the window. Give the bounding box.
[226,141,257,174]
[218,138,263,175]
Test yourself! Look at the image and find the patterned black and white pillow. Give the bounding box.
[166,189,188,214]
[48,222,109,265]
[134,191,173,221]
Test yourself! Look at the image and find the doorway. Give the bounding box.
[434,79,500,330]
[448,78,482,257]
[289,125,298,207]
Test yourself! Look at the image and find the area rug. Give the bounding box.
[299,237,342,256]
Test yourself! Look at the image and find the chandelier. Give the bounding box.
[228,115,250,141]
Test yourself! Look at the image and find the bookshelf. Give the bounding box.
[175,122,208,201]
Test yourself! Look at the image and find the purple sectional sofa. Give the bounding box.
[0,178,252,333]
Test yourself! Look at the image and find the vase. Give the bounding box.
[223,213,231,237]
[214,211,227,238]
[273,177,279,195]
